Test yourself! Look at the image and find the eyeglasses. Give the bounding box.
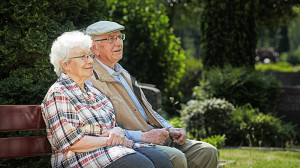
[70,53,95,62]
[94,34,125,43]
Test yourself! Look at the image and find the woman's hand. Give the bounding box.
[99,127,125,146]
[99,127,134,148]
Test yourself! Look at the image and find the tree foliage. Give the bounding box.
[193,65,282,114]
[256,0,300,28]
[289,12,300,51]
[163,0,300,69]
[159,0,202,29]
[107,0,186,94]
[256,6,300,55]
[200,0,258,68]
[0,0,106,105]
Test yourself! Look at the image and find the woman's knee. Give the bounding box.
[106,152,155,168]
[135,147,173,168]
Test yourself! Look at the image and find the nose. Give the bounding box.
[87,55,93,63]
[114,37,123,45]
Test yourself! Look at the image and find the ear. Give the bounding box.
[60,60,69,72]
[91,43,98,55]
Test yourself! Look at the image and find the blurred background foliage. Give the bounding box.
[192,65,282,114]
[0,0,107,105]
[1,0,300,167]
[106,0,186,95]
[1,0,300,116]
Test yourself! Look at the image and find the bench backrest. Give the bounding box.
[0,105,52,159]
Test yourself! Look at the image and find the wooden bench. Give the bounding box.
[0,86,161,159]
[0,105,51,159]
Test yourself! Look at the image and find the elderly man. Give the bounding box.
[86,21,218,168]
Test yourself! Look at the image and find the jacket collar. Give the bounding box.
[93,58,131,83]
[92,59,115,82]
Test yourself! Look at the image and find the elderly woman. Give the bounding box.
[41,31,173,168]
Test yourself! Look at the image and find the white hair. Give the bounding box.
[50,31,92,76]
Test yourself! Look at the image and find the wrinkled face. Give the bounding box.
[92,31,123,68]
[62,47,94,83]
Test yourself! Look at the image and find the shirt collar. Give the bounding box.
[96,59,124,76]
[59,73,96,102]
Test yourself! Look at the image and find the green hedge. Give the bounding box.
[178,58,203,102]
[0,0,106,167]
[167,117,226,149]
[193,65,282,114]
[0,0,107,105]
[255,61,300,72]
[180,100,298,147]
[226,104,298,147]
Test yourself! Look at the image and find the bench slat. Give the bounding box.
[0,105,52,159]
[0,105,46,131]
[0,136,52,159]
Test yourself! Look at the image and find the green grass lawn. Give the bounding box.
[219,148,300,168]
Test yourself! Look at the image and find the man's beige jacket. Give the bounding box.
[89,60,164,132]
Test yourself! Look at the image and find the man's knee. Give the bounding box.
[203,143,218,158]
[168,147,187,166]
[192,146,218,168]
[184,141,218,168]
[193,141,218,161]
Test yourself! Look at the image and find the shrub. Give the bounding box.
[168,116,183,128]
[249,113,297,147]
[287,45,300,65]
[278,46,300,66]
[181,98,235,139]
[0,57,57,104]
[167,117,226,149]
[164,58,203,117]
[178,58,203,102]
[181,100,205,139]
[201,135,226,149]
[226,104,298,147]
[255,62,295,72]
[181,100,298,147]
[249,113,282,147]
[225,104,258,146]
[193,65,282,114]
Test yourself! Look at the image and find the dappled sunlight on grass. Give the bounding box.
[219,148,300,168]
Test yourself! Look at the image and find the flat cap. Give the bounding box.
[86,21,125,36]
